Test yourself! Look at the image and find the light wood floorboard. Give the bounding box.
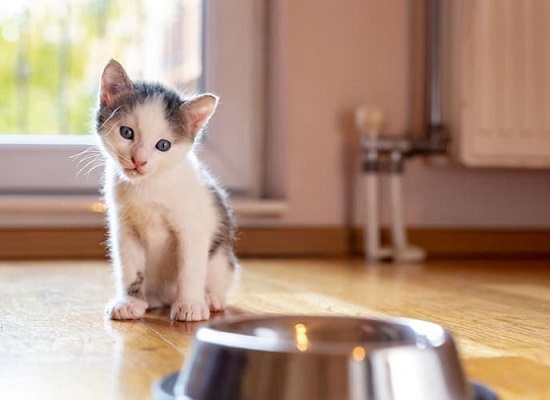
[0,258,548,399]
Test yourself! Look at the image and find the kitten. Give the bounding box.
[96,59,238,322]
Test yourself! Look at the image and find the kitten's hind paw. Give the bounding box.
[170,301,210,322]
[106,298,148,320]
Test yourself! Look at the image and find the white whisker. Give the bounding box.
[77,154,101,166]
[75,154,100,165]
[77,154,104,176]
[104,122,120,136]
[98,105,124,132]
[70,146,99,160]
[84,162,105,177]
[77,158,102,177]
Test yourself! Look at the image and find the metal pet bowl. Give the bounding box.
[154,315,497,400]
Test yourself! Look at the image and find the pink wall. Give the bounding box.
[267,0,550,228]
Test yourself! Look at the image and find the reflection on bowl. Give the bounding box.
[172,315,474,400]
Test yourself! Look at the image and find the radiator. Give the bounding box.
[445,0,550,168]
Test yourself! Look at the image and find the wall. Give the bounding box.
[267,0,550,228]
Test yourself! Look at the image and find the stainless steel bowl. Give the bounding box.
[155,315,496,400]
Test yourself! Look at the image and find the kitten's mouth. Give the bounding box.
[124,167,145,177]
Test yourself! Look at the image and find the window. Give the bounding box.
[0,0,265,204]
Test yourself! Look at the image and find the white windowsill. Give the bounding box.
[0,135,95,146]
[0,195,287,228]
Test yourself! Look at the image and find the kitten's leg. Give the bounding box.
[105,229,148,320]
[206,249,238,312]
[170,229,210,322]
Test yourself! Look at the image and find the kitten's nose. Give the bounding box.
[131,156,147,168]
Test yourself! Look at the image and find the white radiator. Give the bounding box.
[445,0,550,168]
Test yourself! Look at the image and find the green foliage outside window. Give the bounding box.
[0,1,139,135]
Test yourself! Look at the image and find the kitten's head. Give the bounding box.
[95,59,218,182]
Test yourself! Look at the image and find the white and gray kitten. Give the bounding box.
[96,59,238,322]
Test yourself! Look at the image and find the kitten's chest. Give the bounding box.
[121,193,173,246]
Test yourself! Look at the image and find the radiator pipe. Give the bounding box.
[359,0,448,159]
[356,0,446,263]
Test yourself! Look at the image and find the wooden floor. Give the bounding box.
[0,258,549,400]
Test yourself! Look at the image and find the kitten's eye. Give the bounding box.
[120,126,134,140]
[156,139,171,152]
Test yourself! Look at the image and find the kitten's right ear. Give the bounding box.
[100,59,133,107]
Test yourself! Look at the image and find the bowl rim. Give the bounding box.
[195,314,452,354]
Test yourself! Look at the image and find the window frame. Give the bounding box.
[0,0,266,198]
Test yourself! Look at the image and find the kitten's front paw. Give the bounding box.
[206,293,226,313]
[106,298,148,320]
[170,301,210,322]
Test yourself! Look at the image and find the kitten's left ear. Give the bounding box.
[181,94,219,137]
